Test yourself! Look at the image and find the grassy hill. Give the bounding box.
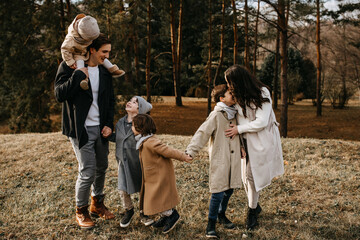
[0,132,359,239]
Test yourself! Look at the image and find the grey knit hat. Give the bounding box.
[135,96,152,114]
[77,16,100,41]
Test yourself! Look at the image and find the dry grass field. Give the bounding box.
[0,132,359,239]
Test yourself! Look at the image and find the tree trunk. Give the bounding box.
[207,0,212,115]
[273,27,280,110]
[65,0,71,20]
[146,1,152,103]
[252,0,260,74]
[59,0,65,37]
[279,0,288,137]
[106,0,111,36]
[133,4,140,91]
[213,0,225,87]
[175,0,183,106]
[170,0,182,106]
[231,0,238,65]
[316,0,322,116]
[244,0,250,70]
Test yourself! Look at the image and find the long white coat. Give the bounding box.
[235,87,284,192]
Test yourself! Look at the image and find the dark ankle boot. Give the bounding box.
[246,204,262,230]
[218,212,235,229]
[206,218,218,238]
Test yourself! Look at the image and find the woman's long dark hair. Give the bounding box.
[225,65,270,117]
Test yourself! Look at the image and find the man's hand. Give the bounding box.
[101,126,112,138]
[241,147,247,159]
[225,123,239,138]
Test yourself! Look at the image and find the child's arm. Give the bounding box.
[151,138,192,163]
[61,36,77,68]
[186,112,217,158]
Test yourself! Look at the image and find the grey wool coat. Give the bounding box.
[109,116,142,194]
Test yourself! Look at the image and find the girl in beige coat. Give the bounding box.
[132,114,192,234]
[186,84,244,238]
[61,14,124,90]
[224,65,284,230]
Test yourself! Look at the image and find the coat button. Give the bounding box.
[231,150,234,153]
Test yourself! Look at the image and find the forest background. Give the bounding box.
[0,0,359,137]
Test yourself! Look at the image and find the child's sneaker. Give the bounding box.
[162,209,180,234]
[120,208,134,228]
[152,216,167,228]
[108,65,125,78]
[80,78,89,90]
[218,212,235,229]
[140,212,154,226]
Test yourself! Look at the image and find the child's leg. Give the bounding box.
[119,190,133,210]
[76,59,85,69]
[218,188,234,214]
[76,59,89,90]
[119,190,134,228]
[208,192,224,221]
[103,59,125,77]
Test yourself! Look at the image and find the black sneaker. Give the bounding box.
[218,212,235,229]
[206,218,218,238]
[152,216,167,228]
[120,208,134,228]
[247,204,262,230]
[162,209,180,234]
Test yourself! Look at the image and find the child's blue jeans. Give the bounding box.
[208,188,234,220]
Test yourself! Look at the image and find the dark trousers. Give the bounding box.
[208,188,234,220]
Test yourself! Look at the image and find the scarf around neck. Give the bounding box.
[135,134,154,150]
[214,102,237,120]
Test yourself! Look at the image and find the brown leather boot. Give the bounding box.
[76,205,95,229]
[89,194,115,220]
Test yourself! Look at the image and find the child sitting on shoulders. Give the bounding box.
[132,114,192,234]
[61,14,125,90]
[186,84,245,238]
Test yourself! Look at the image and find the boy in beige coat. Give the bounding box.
[186,84,244,238]
[61,14,124,90]
[132,114,192,234]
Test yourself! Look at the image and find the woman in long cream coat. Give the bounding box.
[224,65,284,230]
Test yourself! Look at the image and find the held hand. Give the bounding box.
[184,154,193,163]
[225,124,239,138]
[101,126,112,138]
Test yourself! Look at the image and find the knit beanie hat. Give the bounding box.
[135,96,153,114]
[77,16,100,41]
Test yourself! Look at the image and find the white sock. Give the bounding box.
[76,60,85,69]
[103,58,114,69]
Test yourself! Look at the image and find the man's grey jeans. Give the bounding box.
[70,125,109,207]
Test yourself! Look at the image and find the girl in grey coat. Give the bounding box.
[109,96,152,227]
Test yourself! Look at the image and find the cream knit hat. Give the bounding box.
[77,16,100,41]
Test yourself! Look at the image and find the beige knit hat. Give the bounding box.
[77,16,100,41]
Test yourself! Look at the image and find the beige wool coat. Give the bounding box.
[61,14,92,67]
[186,106,242,193]
[138,135,188,216]
[235,87,284,192]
